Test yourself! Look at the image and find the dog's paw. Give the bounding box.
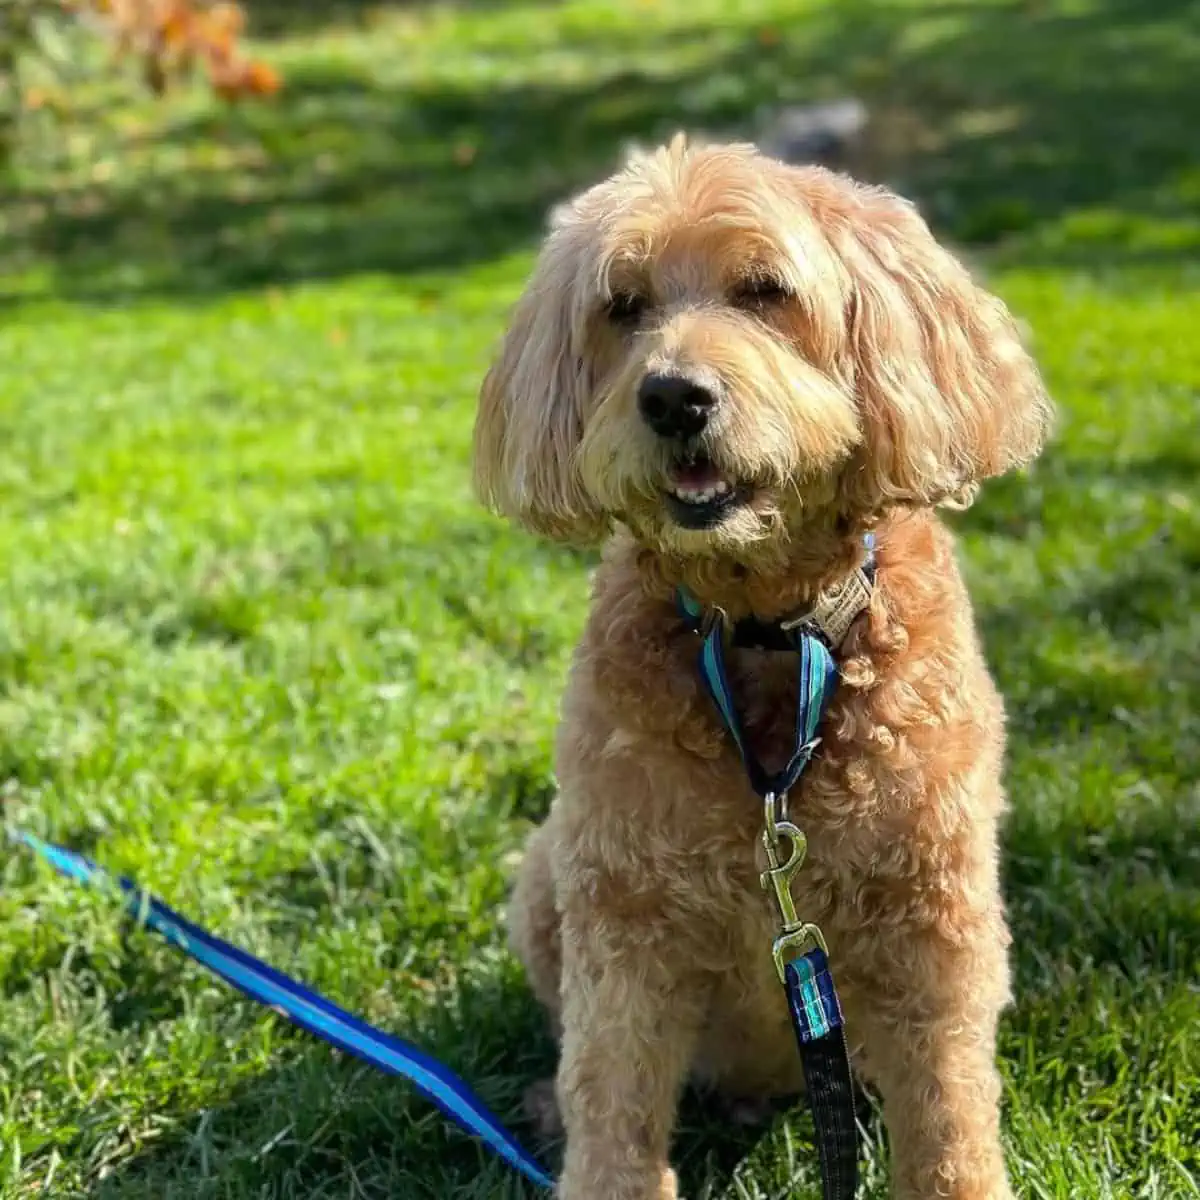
[523,1077,563,1139]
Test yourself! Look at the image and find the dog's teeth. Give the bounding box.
[671,481,732,505]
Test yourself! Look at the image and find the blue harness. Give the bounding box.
[15,540,872,1197]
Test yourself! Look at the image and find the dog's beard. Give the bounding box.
[618,469,848,560]
[574,353,860,559]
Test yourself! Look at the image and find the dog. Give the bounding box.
[473,135,1051,1200]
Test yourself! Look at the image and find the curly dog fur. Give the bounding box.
[474,136,1052,1200]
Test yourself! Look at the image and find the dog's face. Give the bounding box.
[475,138,1050,558]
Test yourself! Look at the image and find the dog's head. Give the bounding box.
[474,137,1050,558]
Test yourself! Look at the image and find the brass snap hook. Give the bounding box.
[759,792,827,982]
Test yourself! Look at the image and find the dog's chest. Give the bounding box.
[581,598,859,855]
[665,637,833,822]
[600,620,834,796]
[724,645,810,762]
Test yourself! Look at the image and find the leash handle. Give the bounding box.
[12,831,555,1193]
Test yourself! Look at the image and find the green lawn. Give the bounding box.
[1,0,1197,1197]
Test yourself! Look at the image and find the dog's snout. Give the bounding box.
[637,374,716,440]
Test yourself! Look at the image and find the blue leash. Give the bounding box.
[676,544,873,1200]
[12,831,554,1192]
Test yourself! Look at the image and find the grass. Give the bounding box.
[0,0,1197,1196]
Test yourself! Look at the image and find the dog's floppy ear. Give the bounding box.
[473,231,606,542]
[831,182,1052,510]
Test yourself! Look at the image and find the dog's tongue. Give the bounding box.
[670,460,725,489]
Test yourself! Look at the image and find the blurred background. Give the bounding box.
[5,0,1197,296]
[0,3,1196,1199]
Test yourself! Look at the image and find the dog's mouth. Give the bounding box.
[663,455,751,529]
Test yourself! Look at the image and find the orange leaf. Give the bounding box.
[196,14,236,57]
[245,60,282,96]
[160,4,193,51]
[209,2,246,36]
[207,60,241,100]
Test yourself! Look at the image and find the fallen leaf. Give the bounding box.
[246,61,282,97]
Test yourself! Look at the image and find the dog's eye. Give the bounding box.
[605,292,648,326]
[731,277,791,308]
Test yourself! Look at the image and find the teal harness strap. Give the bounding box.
[677,590,839,798]
[676,534,876,788]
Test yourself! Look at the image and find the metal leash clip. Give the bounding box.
[760,791,827,982]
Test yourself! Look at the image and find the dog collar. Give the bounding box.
[676,532,877,651]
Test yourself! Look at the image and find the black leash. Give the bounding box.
[677,536,875,1200]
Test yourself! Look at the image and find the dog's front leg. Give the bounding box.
[850,917,1013,1200]
[554,897,706,1200]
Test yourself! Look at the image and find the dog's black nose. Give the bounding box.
[637,374,716,440]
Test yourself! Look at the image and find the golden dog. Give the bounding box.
[474,135,1051,1200]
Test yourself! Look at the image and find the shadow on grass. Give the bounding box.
[6,0,1200,304]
